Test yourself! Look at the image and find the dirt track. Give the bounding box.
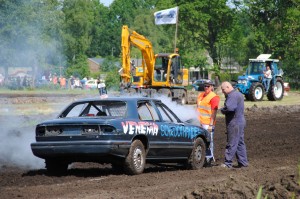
[0,94,300,199]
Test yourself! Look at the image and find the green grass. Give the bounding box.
[217,91,300,109]
[0,88,99,95]
[1,89,299,117]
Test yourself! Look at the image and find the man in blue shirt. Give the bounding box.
[220,81,248,168]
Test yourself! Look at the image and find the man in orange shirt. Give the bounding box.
[197,80,220,166]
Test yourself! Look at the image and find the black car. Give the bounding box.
[191,79,212,91]
[31,97,210,175]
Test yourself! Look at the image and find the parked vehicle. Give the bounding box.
[31,97,210,175]
[85,79,98,89]
[191,79,212,91]
[234,54,284,101]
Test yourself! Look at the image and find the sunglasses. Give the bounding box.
[204,85,211,88]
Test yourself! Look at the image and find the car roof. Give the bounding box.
[194,79,209,82]
[74,96,162,103]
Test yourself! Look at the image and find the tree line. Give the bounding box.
[0,0,299,88]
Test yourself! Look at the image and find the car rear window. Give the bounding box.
[62,101,127,118]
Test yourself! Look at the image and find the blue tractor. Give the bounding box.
[235,54,284,101]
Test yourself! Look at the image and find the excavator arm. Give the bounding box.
[121,25,155,85]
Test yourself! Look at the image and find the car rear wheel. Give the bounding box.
[124,140,146,175]
[45,159,68,175]
[187,137,206,170]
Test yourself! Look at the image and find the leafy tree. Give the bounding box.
[61,0,96,65]
[174,0,234,68]
[101,56,120,72]
[236,0,300,85]
[105,68,121,90]
[65,54,90,78]
[86,3,112,57]
[0,0,64,79]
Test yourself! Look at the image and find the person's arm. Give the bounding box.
[210,109,217,125]
[209,96,219,125]
[221,93,237,114]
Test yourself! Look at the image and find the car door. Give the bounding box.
[153,102,193,158]
[137,101,171,158]
[198,80,205,91]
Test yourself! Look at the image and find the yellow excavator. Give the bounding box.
[120,25,194,104]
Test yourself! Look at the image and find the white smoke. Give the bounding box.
[0,111,44,169]
[110,92,199,123]
[156,95,199,123]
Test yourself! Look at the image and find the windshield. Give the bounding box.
[246,62,265,75]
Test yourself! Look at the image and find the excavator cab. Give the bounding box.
[152,53,188,87]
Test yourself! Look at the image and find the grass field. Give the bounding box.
[1,89,299,117]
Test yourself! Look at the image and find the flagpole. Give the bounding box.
[174,6,179,53]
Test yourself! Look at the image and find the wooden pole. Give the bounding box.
[174,7,179,53]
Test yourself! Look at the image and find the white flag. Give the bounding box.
[154,6,178,25]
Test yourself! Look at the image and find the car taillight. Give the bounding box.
[99,125,117,135]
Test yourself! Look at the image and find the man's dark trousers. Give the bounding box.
[224,121,248,167]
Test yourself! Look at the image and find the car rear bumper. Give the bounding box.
[31,140,131,160]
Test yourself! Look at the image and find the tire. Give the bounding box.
[181,92,187,105]
[124,140,146,175]
[187,137,206,170]
[249,82,264,101]
[45,159,68,175]
[267,77,284,101]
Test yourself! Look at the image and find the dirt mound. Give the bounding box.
[246,104,300,114]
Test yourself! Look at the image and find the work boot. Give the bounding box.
[204,158,213,167]
[220,163,232,169]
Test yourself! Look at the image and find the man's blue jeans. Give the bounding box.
[264,78,271,92]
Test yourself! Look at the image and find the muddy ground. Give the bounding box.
[0,93,300,199]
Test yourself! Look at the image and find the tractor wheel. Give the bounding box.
[267,77,284,101]
[187,137,206,170]
[249,82,264,101]
[124,140,146,175]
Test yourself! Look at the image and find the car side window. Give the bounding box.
[65,103,87,117]
[155,103,179,123]
[137,102,159,121]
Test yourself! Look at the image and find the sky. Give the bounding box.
[100,0,114,7]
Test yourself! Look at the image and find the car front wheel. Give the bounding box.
[124,140,146,175]
[187,137,206,170]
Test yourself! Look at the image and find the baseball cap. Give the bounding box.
[204,79,215,85]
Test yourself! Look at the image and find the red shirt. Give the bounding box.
[210,96,220,110]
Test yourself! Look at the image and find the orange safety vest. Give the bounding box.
[197,92,220,125]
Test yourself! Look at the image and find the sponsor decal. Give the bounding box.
[122,121,158,136]
[121,121,199,139]
[160,125,199,139]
